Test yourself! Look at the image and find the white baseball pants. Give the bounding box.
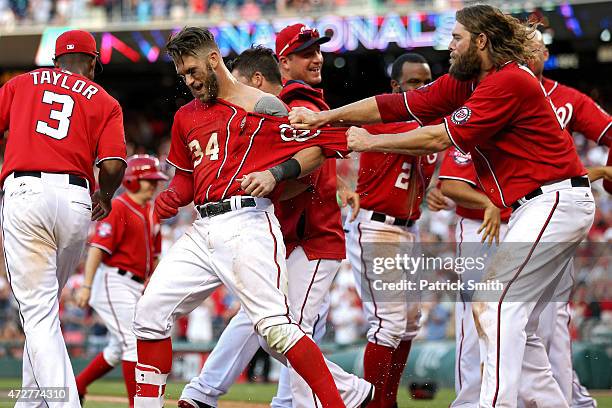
[1,173,91,408]
[180,246,371,408]
[89,264,143,363]
[345,209,421,349]
[452,217,508,408]
[474,185,594,408]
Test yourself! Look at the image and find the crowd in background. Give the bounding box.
[0,116,610,360]
[0,0,411,26]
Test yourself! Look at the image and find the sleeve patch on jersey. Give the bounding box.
[97,222,112,237]
[451,106,472,125]
[451,149,472,165]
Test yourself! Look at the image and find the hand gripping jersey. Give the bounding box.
[0,68,127,188]
[90,193,161,280]
[375,63,586,208]
[357,121,438,220]
[276,81,346,261]
[166,98,348,205]
[439,147,512,222]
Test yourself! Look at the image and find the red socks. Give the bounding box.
[76,352,114,396]
[363,342,395,408]
[135,338,172,399]
[384,340,412,407]
[285,336,345,408]
[122,360,137,407]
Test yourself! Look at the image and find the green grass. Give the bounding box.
[0,379,610,407]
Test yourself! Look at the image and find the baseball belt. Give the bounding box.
[196,197,257,218]
[117,268,145,284]
[370,211,416,228]
[511,176,590,211]
[13,171,88,189]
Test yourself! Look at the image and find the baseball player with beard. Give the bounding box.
[132,27,358,408]
[343,52,438,408]
[74,155,167,407]
[178,33,373,408]
[290,5,596,407]
[520,31,611,408]
[0,30,126,407]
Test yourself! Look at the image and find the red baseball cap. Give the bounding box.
[275,24,330,57]
[55,30,103,74]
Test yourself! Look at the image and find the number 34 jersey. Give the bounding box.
[0,68,127,189]
[167,98,349,205]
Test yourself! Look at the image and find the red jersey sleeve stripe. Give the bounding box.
[443,118,468,156]
[404,92,424,126]
[166,158,193,173]
[596,122,612,146]
[90,242,112,255]
[438,175,478,188]
[97,156,127,166]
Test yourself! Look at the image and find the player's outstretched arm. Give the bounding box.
[93,159,126,221]
[347,123,450,155]
[586,166,612,183]
[76,247,105,308]
[289,97,382,130]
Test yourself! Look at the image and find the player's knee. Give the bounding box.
[368,323,404,348]
[132,294,171,340]
[257,322,303,355]
[103,346,122,367]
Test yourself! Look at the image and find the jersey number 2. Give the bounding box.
[36,91,74,140]
[394,162,412,190]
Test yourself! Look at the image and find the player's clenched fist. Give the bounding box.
[346,126,372,152]
[155,188,181,219]
[289,107,326,130]
[239,171,277,197]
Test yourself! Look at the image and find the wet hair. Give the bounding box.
[166,26,218,62]
[456,4,536,68]
[229,45,281,86]
[390,53,428,81]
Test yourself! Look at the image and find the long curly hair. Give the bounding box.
[456,5,537,69]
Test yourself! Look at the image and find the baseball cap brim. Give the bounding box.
[290,36,331,55]
[94,57,103,75]
[142,171,169,181]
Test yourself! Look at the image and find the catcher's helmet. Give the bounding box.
[122,154,168,193]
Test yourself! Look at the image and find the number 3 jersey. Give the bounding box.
[357,121,438,220]
[0,68,127,189]
[167,98,349,205]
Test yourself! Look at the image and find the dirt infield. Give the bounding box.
[86,395,269,407]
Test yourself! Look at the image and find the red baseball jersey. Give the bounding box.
[0,68,127,189]
[276,82,345,261]
[439,147,512,222]
[166,98,348,205]
[357,121,437,220]
[375,63,587,208]
[90,193,161,280]
[542,77,611,147]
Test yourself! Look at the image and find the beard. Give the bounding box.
[449,41,482,81]
[199,64,219,103]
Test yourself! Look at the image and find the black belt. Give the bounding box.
[371,211,415,227]
[117,269,145,284]
[511,176,590,211]
[197,197,257,218]
[14,171,88,189]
